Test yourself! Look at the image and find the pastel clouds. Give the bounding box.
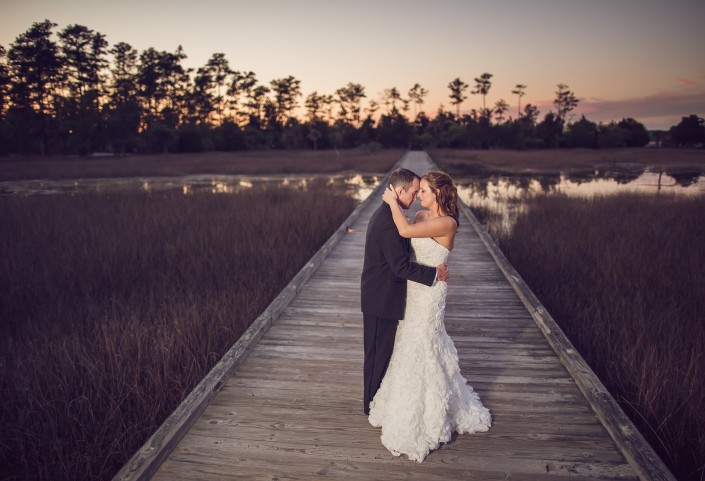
[677,77,698,86]
[575,85,705,129]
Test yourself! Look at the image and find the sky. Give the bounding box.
[2,0,704,130]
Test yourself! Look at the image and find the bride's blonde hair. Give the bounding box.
[422,171,459,228]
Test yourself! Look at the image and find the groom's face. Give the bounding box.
[397,178,420,210]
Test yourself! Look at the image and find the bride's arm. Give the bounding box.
[382,186,456,239]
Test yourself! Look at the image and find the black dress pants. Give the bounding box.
[363,313,398,415]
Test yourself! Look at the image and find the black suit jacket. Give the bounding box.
[360,203,436,320]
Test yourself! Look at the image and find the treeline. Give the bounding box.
[0,20,703,156]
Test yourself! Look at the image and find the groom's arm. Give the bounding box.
[378,222,437,287]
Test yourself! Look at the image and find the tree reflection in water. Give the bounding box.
[0,173,382,201]
[457,168,705,235]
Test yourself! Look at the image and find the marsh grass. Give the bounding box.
[0,183,357,481]
[0,149,403,181]
[486,193,705,481]
[432,147,705,177]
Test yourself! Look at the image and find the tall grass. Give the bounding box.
[486,193,705,481]
[0,149,403,181]
[431,147,705,176]
[0,183,357,481]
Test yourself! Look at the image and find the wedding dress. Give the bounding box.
[368,237,491,462]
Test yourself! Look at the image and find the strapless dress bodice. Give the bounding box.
[411,237,449,266]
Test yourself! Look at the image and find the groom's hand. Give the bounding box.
[436,264,449,282]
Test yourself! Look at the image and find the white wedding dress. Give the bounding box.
[368,237,491,462]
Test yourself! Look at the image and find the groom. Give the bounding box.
[360,168,448,415]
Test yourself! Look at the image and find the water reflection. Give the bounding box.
[458,170,705,235]
[346,174,379,201]
[3,169,701,226]
[0,173,382,202]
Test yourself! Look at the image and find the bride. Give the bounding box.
[368,171,491,462]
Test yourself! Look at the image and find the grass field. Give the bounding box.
[480,193,705,481]
[4,148,703,183]
[0,183,357,481]
[431,147,705,177]
[0,149,404,181]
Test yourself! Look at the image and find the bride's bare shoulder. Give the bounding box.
[413,210,430,224]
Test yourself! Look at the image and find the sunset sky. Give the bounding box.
[2,0,704,129]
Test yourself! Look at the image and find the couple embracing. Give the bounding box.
[360,168,491,462]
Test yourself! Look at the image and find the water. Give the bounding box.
[2,169,702,234]
[0,173,381,202]
[456,170,705,234]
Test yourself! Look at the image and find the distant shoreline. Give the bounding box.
[430,147,705,176]
[0,149,403,181]
[2,148,703,182]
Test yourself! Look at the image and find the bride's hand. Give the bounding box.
[382,185,398,206]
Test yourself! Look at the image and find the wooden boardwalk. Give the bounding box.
[117,152,673,480]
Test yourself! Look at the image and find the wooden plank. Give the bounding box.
[155,454,636,481]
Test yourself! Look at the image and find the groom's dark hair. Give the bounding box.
[388,168,420,190]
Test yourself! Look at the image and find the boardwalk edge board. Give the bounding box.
[452,175,676,481]
[112,154,407,481]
